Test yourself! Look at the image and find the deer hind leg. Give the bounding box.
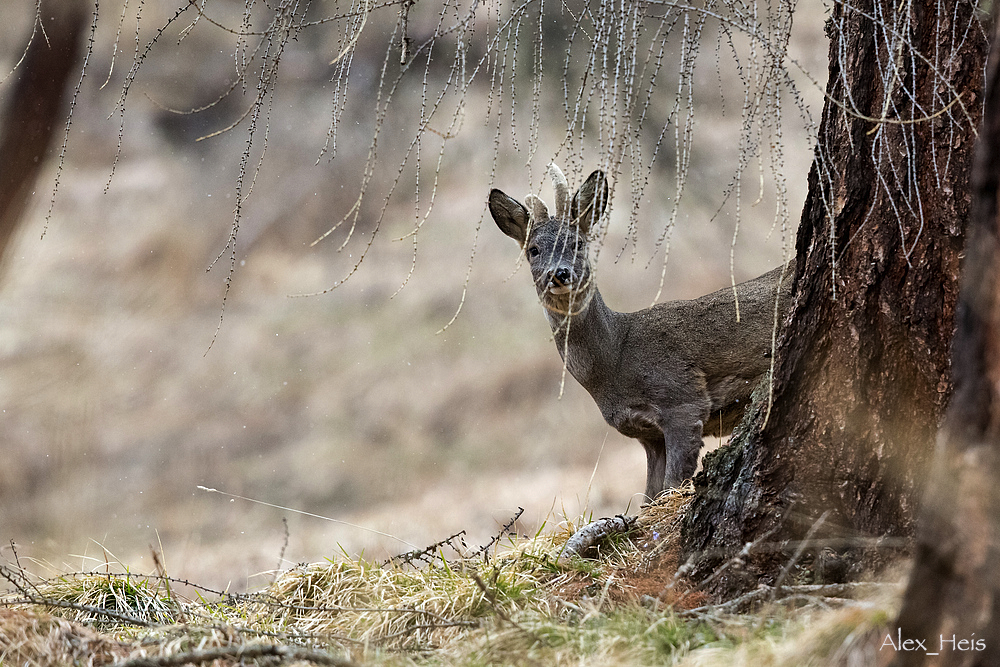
[639,437,666,501]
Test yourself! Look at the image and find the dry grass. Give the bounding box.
[0,608,130,666]
[1,498,903,666]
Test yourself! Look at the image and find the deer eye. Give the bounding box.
[526,246,540,259]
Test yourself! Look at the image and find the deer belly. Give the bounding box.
[602,404,663,440]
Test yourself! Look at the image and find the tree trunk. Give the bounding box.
[681,0,987,598]
[891,6,1000,665]
[0,0,88,262]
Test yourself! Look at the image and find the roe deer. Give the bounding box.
[489,164,794,500]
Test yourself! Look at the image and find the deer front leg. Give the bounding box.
[662,415,705,490]
[639,437,666,501]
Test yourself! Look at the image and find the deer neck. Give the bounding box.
[545,287,622,389]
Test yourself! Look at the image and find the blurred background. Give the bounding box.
[0,0,825,591]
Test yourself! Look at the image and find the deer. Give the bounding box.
[488,164,794,500]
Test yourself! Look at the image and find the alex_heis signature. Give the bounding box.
[881,629,985,653]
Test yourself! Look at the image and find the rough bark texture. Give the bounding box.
[891,7,1000,666]
[681,0,987,598]
[0,0,87,261]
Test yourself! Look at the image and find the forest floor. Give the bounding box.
[1,490,904,666]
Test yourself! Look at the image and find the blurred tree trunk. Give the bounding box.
[681,0,987,597]
[891,6,1000,665]
[0,0,87,262]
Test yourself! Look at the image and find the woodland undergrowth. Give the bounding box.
[0,489,900,666]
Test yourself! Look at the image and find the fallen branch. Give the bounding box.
[681,581,901,617]
[112,643,358,667]
[559,515,636,560]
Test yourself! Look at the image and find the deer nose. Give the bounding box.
[552,267,573,287]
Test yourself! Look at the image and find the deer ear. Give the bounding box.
[489,189,531,246]
[571,170,609,234]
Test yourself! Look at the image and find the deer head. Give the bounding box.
[488,164,609,316]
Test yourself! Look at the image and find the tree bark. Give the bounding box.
[681,0,987,598]
[0,0,88,262]
[891,5,1000,666]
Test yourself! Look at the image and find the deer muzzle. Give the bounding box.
[547,267,574,295]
